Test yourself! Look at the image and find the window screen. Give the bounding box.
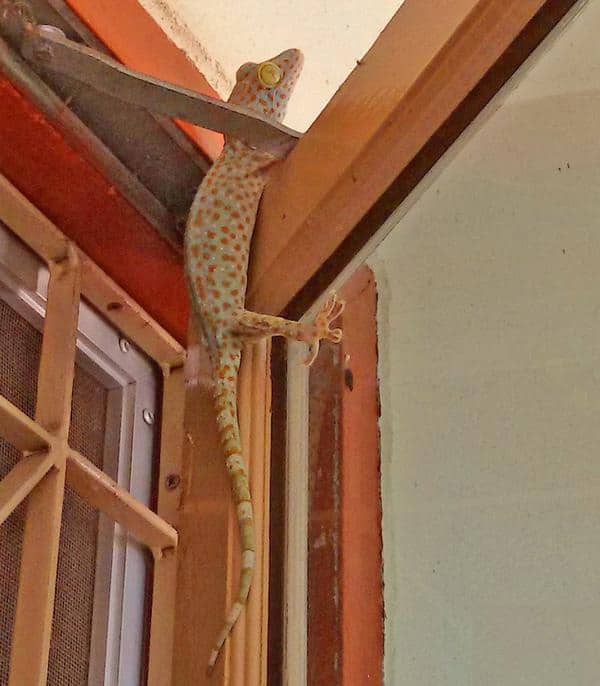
[0,298,113,685]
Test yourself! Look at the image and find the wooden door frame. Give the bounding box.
[0,0,585,684]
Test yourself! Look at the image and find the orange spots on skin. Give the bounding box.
[208,264,217,273]
[207,230,216,239]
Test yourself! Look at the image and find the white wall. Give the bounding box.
[369,1,600,683]
[138,0,402,131]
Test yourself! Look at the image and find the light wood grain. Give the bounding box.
[248,0,565,316]
[148,365,186,686]
[9,249,80,686]
[0,396,53,452]
[66,449,178,551]
[0,451,55,527]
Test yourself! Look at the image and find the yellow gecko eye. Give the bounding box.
[257,61,282,87]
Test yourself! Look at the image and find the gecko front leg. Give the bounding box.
[234,291,344,365]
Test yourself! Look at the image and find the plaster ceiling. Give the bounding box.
[138,0,403,131]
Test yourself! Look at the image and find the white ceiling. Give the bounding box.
[138,0,403,131]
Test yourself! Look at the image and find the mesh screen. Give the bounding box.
[0,298,110,685]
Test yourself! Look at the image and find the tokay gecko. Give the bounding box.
[184,48,344,673]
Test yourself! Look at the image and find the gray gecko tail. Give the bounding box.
[207,368,255,674]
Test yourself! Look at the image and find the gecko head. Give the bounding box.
[228,48,303,123]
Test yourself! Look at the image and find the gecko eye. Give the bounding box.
[257,61,282,87]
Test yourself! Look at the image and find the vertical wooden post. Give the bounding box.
[9,245,81,686]
[148,364,185,686]
[339,268,383,686]
[236,340,271,685]
[173,332,232,686]
[173,333,272,685]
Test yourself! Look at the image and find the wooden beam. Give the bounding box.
[236,340,271,684]
[0,396,53,452]
[173,335,231,685]
[0,172,69,264]
[247,0,579,316]
[66,449,178,551]
[338,268,383,686]
[0,451,55,527]
[9,248,80,686]
[148,365,185,686]
[0,173,185,369]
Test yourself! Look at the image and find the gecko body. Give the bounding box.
[185,49,344,673]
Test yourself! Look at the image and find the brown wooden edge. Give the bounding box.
[247,0,580,319]
[172,331,272,685]
[305,267,383,685]
[9,246,80,686]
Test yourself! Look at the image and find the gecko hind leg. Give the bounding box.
[234,291,345,366]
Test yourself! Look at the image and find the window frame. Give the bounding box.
[0,174,184,686]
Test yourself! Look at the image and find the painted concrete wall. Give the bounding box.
[138,0,402,131]
[368,1,600,683]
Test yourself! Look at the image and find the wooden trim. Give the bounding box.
[338,268,383,685]
[147,365,186,686]
[173,334,273,685]
[0,396,53,452]
[0,451,55,527]
[306,338,342,686]
[303,268,383,684]
[237,340,271,684]
[282,342,310,686]
[173,336,230,685]
[9,249,80,686]
[64,0,223,159]
[247,0,580,317]
[0,173,184,369]
[66,449,178,551]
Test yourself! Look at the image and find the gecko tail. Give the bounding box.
[207,377,255,674]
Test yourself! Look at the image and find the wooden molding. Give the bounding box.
[9,250,80,686]
[66,449,178,551]
[0,451,55,527]
[173,335,272,685]
[147,365,186,686]
[247,0,580,317]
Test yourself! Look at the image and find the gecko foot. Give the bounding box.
[303,291,345,366]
